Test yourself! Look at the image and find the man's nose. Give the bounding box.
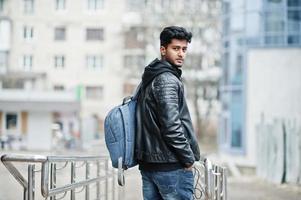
[178,50,185,57]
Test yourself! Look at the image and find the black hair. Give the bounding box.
[160,26,192,47]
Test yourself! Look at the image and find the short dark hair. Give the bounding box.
[160,26,192,47]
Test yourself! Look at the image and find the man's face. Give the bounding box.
[160,39,188,67]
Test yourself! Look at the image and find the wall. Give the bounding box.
[245,48,301,165]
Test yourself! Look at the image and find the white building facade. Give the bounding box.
[0,0,221,149]
[0,0,127,149]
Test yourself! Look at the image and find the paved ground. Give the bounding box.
[228,176,301,200]
[1,141,300,200]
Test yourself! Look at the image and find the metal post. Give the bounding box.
[221,167,227,200]
[71,162,76,200]
[41,162,50,198]
[112,167,116,200]
[85,162,90,200]
[27,164,35,200]
[214,166,221,200]
[105,159,109,200]
[24,188,27,200]
[96,161,100,200]
[50,163,57,200]
[204,159,213,200]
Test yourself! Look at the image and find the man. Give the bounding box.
[135,26,201,200]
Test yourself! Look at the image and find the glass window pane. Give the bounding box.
[23,0,34,14]
[55,27,66,40]
[288,35,300,44]
[86,86,103,100]
[230,90,243,148]
[23,26,34,40]
[54,55,65,68]
[287,0,301,6]
[6,113,18,130]
[288,10,301,32]
[0,51,8,72]
[86,55,103,70]
[23,55,33,71]
[268,0,282,3]
[56,0,66,10]
[88,0,103,10]
[265,35,285,45]
[0,0,4,12]
[86,28,103,41]
[53,85,65,91]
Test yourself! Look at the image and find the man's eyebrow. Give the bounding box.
[171,45,187,48]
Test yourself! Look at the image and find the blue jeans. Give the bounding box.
[140,169,194,200]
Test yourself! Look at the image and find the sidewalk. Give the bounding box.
[1,141,300,200]
[228,176,301,200]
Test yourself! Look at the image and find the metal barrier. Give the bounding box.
[193,158,227,200]
[1,154,227,200]
[1,154,118,200]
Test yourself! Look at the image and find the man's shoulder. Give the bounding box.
[153,72,180,84]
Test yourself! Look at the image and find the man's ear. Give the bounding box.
[160,46,166,56]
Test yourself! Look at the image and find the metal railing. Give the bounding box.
[1,154,227,200]
[193,158,227,200]
[1,154,119,200]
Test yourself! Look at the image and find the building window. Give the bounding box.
[267,0,282,4]
[86,55,103,70]
[86,86,103,100]
[288,0,301,6]
[54,27,66,41]
[0,0,5,12]
[235,54,243,75]
[53,84,65,91]
[264,11,286,45]
[0,51,8,73]
[23,0,34,14]
[264,11,285,33]
[54,55,65,69]
[185,54,203,69]
[23,26,34,40]
[6,113,18,130]
[222,52,229,85]
[87,0,104,10]
[288,10,301,32]
[124,55,145,68]
[123,82,137,96]
[124,27,146,49]
[86,28,104,41]
[158,0,171,10]
[55,0,66,10]
[23,55,33,71]
[126,0,148,11]
[2,79,24,89]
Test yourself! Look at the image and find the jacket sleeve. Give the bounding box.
[153,74,195,167]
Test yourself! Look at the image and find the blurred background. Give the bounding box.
[0,0,300,199]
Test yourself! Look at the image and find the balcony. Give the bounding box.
[0,89,80,112]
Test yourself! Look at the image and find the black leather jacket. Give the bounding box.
[135,59,200,171]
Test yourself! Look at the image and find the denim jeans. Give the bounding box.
[140,169,194,200]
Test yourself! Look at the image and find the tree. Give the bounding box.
[123,0,222,139]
